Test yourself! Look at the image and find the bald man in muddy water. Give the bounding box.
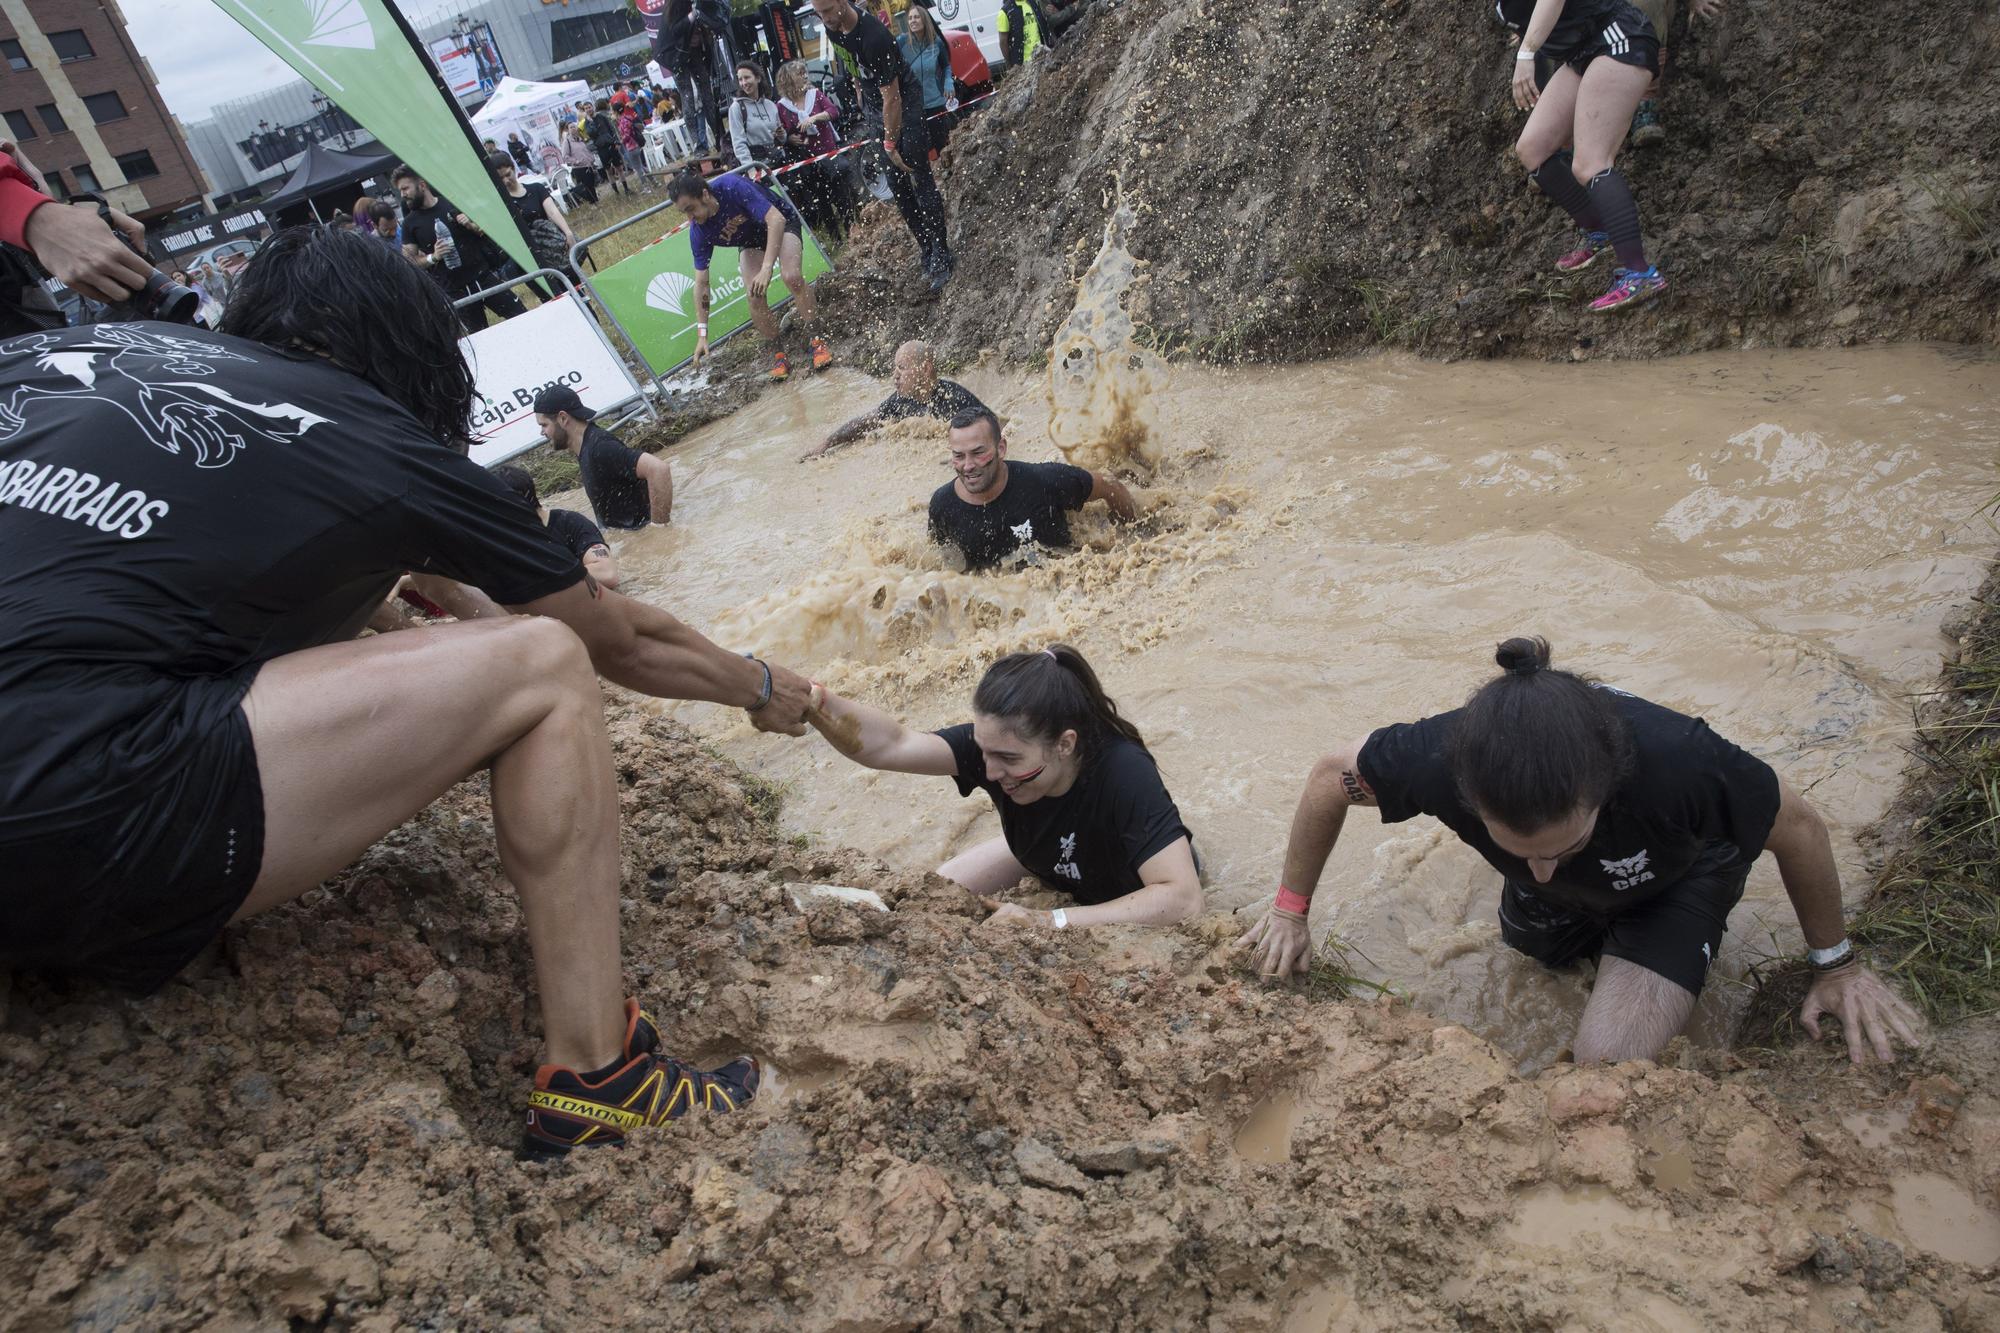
[1239,637,1923,1067]
[930,407,1137,571]
[0,226,818,1156]
[804,340,989,459]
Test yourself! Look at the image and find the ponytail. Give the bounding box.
[972,643,1147,755]
[1448,636,1634,832]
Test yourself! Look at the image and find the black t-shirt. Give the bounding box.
[545,505,609,558]
[1356,689,1782,916]
[578,424,652,530]
[928,460,1096,570]
[826,11,925,145]
[504,182,554,232]
[0,322,584,832]
[1494,0,1622,60]
[401,193,504,281]
[935,725,1190,903]
[879,378,987,425]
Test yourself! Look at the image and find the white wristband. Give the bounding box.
[1516,48,1538,61]
[1808,938,1854,969]
[695,322,707,334]
[1050,908,1068,931]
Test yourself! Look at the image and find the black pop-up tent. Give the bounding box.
[262,141,400,224]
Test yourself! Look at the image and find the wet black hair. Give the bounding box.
[972,643,1147,757]
[219,225,476,451]
[492,463,538,510]
[668,169,710,203]
[948,406,1001,445]
[484,150,514,174]
[1448,636,1635,833]
[366,200,398,225]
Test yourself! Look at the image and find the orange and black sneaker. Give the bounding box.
[770,350,790,382]
[522,999,759,1157]
[809,335,832,371]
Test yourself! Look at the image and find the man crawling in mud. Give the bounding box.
[0,226,816,1155]
[1239,637,1922,1065]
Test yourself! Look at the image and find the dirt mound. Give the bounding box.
[821,0,1999,369]
[5,713,1998,1329]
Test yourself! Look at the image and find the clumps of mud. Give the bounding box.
[4,715,1999,1329]
[1045,188,1167,475]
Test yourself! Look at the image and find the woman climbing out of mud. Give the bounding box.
[1499,0,1669,311]
[1239,637,1923,1065]
[804,645,1205,929]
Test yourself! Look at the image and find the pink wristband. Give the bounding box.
[1275,886,1312,915]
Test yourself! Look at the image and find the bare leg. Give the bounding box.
[778,232,814,326]
[937,835,1031,897]
[1571,955,1699,1063]
[1569,59,1655,180]
[234,615,625,1071]
[741,244,779,342]
[1514,64,1582,171]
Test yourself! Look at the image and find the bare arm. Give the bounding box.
[1517,0,1568,52]
[1238,736,1374,976]
[1087,471,1137,522]
[542,191,576,245]
[805,683,958,774]
[635,451,673,525]
[805,410,885,459]
[407,571,509,621]
[512,580,811,732]
[582,544,620,590]
[1063,839,1204,927]
[880,77,904,146]
[1764,776,1924,1063]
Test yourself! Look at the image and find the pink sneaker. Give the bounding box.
[1588,267,1668,313]
[1556,231,1612,273]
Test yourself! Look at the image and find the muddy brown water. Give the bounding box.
[580,343,1999,1070]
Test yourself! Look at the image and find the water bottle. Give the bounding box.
[434,218,460,271]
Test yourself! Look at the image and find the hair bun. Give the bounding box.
[1495,635,1552,677]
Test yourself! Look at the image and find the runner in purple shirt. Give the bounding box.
[670,170,830,381]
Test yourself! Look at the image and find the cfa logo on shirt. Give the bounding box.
[1053,831,1082,881]
[1601,849,1655,892]
[1011,519,1035,543]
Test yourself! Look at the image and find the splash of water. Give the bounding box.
[1045,187,1166,475]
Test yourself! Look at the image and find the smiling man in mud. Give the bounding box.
[1239,636,1923,1066]
[0,226,819,1157]
[928,407,1137,571]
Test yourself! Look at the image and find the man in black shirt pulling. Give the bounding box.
[533,385,673,531]
[929,407,1136,571]
[1237,637,1922,1066]
[810,0,956,291]
[0,227,818,1156]
[805,340,989,459]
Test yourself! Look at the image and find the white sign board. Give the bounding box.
[461,293,642,468]
[428,36,483,99]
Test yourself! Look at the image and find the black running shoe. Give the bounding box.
[522,999,759,1157]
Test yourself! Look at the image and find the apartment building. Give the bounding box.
[0,0,205,218]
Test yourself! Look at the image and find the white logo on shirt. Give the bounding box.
[1,327,329,469]
[1053,831,1081,881]
[1600,849,1655,892]
[1701,942,1713,970]
[1011,519,1036,544]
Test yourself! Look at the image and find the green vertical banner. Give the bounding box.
[207,0,532,271]
[591,204,833,375]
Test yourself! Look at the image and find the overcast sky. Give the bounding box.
[118,0,300,122]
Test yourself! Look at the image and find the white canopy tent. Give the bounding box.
[471,76,593,156]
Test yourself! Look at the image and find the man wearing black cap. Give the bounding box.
[534,386,673,530]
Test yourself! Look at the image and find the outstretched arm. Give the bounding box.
[804,409,886,459]
[1237,736,1373,976]
[1764,778,1924,1063]
[1087,470,1137,522]
[805,683,958,774]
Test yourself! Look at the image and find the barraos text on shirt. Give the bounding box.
[0,462,169,539]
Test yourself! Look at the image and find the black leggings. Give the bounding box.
[887,125,950,264]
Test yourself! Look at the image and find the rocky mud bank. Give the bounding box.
[5,710,1998,1329]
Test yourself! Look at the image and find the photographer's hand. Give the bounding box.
[22,199,153,303]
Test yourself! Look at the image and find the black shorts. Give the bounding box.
[1536,2,1662,85]
[0,700,265,994]
[1497,847,1749,995]
[739,214,805,256]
